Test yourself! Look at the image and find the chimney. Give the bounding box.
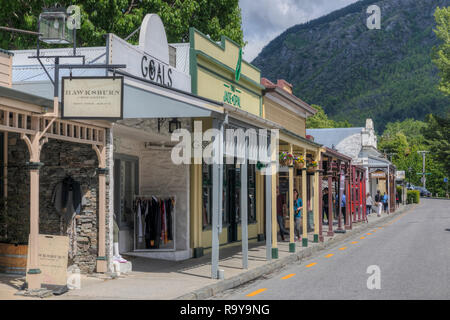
[0,49,13,88]
[276,79,293,94]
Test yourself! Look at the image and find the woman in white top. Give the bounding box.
[366,193,373,215]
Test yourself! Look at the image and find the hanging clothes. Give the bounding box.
[134,196,175,249]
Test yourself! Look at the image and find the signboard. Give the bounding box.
[61,76,123,120]
[371,170,386,179]
[27,234,69,287]
[107,14,191,92]
[396,170,405,180]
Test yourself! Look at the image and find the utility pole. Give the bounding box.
[417,151,429,189]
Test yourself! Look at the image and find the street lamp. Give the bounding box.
[39,6,73,44]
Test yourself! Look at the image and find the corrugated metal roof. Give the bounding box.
[306,127,363,148]
[170,43,190,74]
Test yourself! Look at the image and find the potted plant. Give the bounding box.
[279,152,294,167]
[306,160,318,172]
[294,155,305,169]
[0,196,29,275]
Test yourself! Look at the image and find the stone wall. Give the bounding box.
[7,132,108,273]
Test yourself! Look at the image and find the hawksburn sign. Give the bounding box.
[141,55,173,87]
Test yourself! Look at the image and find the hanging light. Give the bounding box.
[39,6,73,44]
[169,118,181,133]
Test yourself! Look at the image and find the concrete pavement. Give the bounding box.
[216,199,449,300]
[0,203,413,300]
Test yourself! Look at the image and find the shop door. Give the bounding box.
[226,166,240,243]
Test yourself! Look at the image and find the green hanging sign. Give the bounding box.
[235,47,242,82]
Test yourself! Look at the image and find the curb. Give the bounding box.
[175,205,416,300]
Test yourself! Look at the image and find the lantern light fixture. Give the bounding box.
[39,5,73,44]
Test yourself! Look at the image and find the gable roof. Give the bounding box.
[306,127,363,149]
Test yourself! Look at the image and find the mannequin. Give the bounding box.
[113,215,127,263]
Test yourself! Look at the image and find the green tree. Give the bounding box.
[306,104,352,129]
[433,6,450,96]
[422,113,450,177]
[0,0,244,50]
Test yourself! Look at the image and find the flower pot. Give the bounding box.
[294,162,304,169]
[0,243,28,275]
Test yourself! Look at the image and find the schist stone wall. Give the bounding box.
[7,132,111,273]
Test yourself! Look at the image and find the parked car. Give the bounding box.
[406,183,416,190]
[414,186,432,197]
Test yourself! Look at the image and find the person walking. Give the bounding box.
[276,187,289,241]
[375,190,382,217]
[383,192,389,214]
[341,192,346,225]
[322,188,329,225]
[366,193,373,215]
[293,189,303,242]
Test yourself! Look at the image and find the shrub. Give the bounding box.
[407,190,420,204]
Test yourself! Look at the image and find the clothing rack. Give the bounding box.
[133,194,176,252]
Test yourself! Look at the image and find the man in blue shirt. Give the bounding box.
[341,193,346,225]
[294,189,303,241]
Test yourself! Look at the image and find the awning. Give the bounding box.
[12,74,224,120]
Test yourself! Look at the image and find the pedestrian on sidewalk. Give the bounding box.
[294,189,303,241]
[322,188,329,225]
[366,193,373,215]
[277,187,289,241]
[375,190,382,217]
[396,191,400,208]
[341,192,346,225]
[383,192,389,214]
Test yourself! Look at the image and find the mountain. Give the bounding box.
[252,0,450,133]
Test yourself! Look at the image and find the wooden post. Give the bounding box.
[327,160,334,237]
[345,165,352,230]
[313,152,320,243]
[288,144,295,252]
[93,145,107,273]
[318,153,324,242]
[301,150,308,247]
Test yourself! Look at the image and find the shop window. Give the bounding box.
[248,164,257,223]
[202,163,212,229]
[114,154,139,230]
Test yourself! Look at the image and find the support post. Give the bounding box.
[241,136,248,269]
[210,118,223,279]
[337,162,344,231]
[271,137,278,259]
[26,162,44,290]
[318,153,324,242]
[302,150,308,247]
[345,165,352,230]
[288,144,295,252]
[327,162,334,237]
[93,144,107,273]
[313,152,320,243]
[265,167,272,261]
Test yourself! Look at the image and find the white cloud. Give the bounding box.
[240,0,359,61]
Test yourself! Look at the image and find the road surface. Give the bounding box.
[216,199,450,300]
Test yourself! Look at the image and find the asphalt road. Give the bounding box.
[218,199,450,300]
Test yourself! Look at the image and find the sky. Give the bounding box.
[239,0,360,62]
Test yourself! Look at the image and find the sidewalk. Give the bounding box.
[0,205,413,300]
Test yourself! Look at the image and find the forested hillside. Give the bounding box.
[253,0,450,132]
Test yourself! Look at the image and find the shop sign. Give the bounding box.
[26,234,69,287]
[371,170,386,179]
[62,76,123,120]
[223,83,241,107]
[107,14,190,92]
[396,171,405,180]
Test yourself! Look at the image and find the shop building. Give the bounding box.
[261,78,322,255]
[7,14,226,284]
[185,28,277,266]
[307,119,396,213]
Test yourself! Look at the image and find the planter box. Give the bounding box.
[0,243,28,275]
